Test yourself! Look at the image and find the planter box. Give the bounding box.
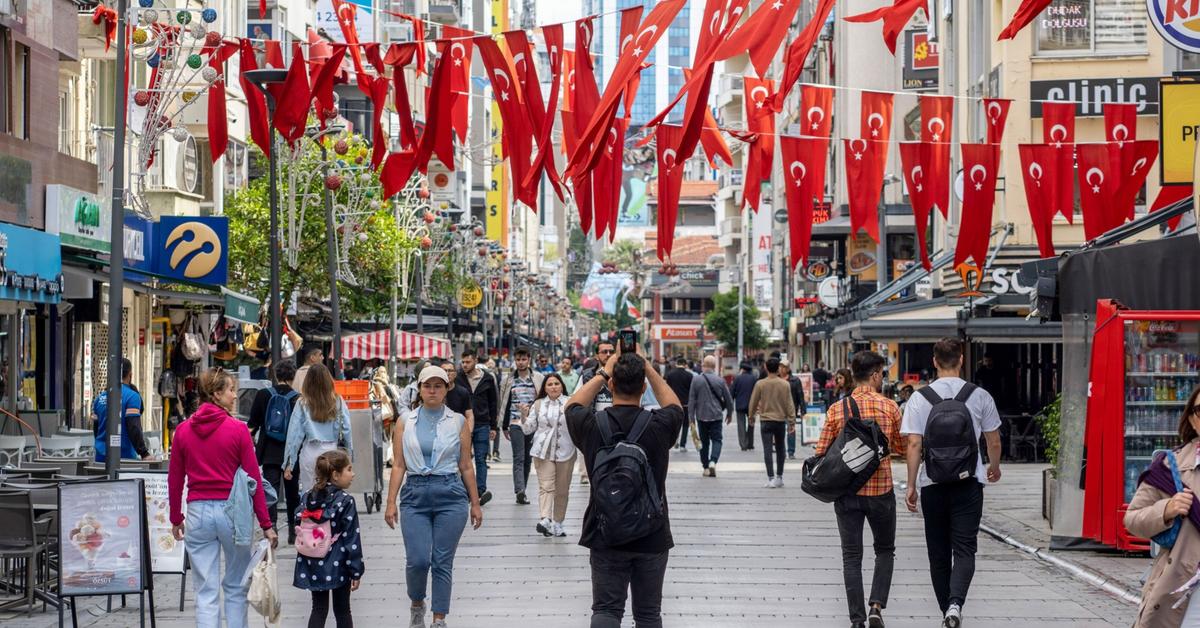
[1043,467,1057,525]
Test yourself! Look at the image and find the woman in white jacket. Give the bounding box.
[521,373,576,537]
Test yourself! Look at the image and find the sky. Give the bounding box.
[536,0,585,28]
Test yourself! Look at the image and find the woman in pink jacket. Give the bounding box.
[169,368,278,628]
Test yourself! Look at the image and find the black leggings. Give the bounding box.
[309,584,353,628]
[761,422,786,478]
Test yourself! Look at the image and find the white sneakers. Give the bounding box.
[536,517,553,537]
[943,603,962,628]
[552,521,567,537]
[773,477,784,488]
[764,477,784,488]
[409,604,426,628]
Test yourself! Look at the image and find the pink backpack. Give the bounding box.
[294,508,340,559]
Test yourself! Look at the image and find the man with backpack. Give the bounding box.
[901,338,1002,628]
[814,351,904,628]
[687,355,733,477]
[247,359,302,542]
[566,344,683,628]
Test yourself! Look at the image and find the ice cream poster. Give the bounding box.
[121,471,186,574]
[58,479,145,596]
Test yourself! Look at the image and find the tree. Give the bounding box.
[602,238,644,273]
[704,290,768,352]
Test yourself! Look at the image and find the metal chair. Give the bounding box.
[0,436,26,467]
[0,489,51,614]
[36,437,82,459]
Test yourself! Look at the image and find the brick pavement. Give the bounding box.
[3,445,1138,627]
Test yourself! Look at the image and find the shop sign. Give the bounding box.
[806,260,831,281]
[221,287,260,325]
[58,479,147,596]
[903,30,939,91]
[457,280,483,309]
[315,0,374,45]
[990,267,1036,295]
[817,276,841,309]
[846,234,878,280]
[660,327,702,341]
[154,216,228,285]
[428,159,456,206]
[45,184,110,253]
[813,201,832,224]
[1030,77,1159,117]
[1159,80,1200,185]
[1147,0,1200,53]
[0,223,63,304]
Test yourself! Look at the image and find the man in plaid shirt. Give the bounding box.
[815,351,904,628]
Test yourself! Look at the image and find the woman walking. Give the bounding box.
[169,368,278,628]
[1125,386,1200,627]
[283,364,354,492]
[521,373,576,537]
[384,366,483,628]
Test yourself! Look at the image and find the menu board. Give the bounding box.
[58,479,146,596]
[120,471,186,574]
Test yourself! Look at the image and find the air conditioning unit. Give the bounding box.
[0,0,17,19]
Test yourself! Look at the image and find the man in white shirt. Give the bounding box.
[900,337,1002,628]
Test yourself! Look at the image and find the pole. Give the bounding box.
[319,145,342,378]
[415,255,424,335]
[877,182,889,291]
[389,196,399,380]
[736,205,746,367]
[105,0,129,478]
[266,108,282,375]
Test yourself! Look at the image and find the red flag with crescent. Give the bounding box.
[594,119,628,242]
[844,138,882,242]
[956,144,1000,268]
[780,135,827,269]
[713,0,803,77]
[1018,144,1059,258]
[618,6,646,121]
[238,38,271,157]
[899,142,935,269]
[442,26,474,144]
[656,124,685,261]
[1115,140,1158,221]
[800,85,833,137]
[771,0,836,110]
[844,0,928,54]
[524,24,566,201]
[1042,101,1076,222]
[330,0,365,77]
[861,91,893,179]
[920,94,953,218]
[1104,103,1137,146]
[998,0,1053,40]
[984,98,1012,146]
[571,17,601,236]
[476,35,537,210]
[743,76,775,213]
[1076,143,1119,240]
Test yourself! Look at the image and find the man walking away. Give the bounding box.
[817,352,904,628]
[500,348,545,505]
[566,345,683,628]
[247,359,302,542]
[665,357,695,452]
[901,337,1002,628]
[782,361,807,459]
[462,349,499,506]
[687,355,733,477]
[730,363,758,451]
[748,358,796,488]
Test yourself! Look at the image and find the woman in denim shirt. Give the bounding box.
[283,364,354,492]
[384,366,483,628]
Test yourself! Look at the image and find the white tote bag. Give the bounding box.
[247,541,281,625]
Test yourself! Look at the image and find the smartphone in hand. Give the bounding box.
[618,328,638,354]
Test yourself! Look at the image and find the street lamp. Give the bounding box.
[243,68,289,376]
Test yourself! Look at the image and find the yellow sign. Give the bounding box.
[486,0,509,244]
[457,281,483,309]
[165,222,222,278]
[1159,80,1200,185]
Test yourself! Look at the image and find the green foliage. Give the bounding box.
[704,290,768,352]
[602,239,643,273]
[1035,394,1062,468]
[566,289,634,334]
[224,138,417,321]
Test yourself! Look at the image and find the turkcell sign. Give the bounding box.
[1147,0,1200,54]
[1030,77,1159,117]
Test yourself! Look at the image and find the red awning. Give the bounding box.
[340,330,450,361]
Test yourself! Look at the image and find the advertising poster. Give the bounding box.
[314,0,374,44]
[752,201,773,309]
[578,262,633,315]
[120,471,186,574]
[618,164,651,226]
[1159,81,1200,185]
[59,480,145,596]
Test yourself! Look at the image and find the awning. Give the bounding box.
[340,330,451,361]
[965,317,1064,343]
[221,287,260,324]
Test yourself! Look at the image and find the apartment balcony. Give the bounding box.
[717,215,742,249]
[716,168,742,205]
[715,73,743,110]
[426,0,461,24]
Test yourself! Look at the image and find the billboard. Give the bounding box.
[578,262,634,315]
[314,0,374,44]
[618,163,652,226]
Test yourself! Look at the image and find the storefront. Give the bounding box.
[0,222,63,427]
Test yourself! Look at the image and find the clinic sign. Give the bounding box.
[1147,0,1200,53]
[1030,77,1159,117]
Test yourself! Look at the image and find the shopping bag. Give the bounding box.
[247,540,280,624]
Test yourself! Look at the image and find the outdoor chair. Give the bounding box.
[36,437,82,459]
[0,489,52,615]
[0,436,28,467]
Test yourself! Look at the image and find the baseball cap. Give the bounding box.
[418,366,450,385]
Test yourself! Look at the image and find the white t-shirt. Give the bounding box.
[900,377,1002,488]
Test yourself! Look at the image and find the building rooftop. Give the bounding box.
[647,180,719,200]
[642,233,723,266]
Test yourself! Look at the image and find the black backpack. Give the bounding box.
[918,383,979,483]
[801,397,890,503]
[591,409,666,547]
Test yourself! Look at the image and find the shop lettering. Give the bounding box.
[1046,4,1084,16]
[990,268,1035,295]
[1165,0,1199,24]
[1040,17,1088,29]
[1032,78,1159,117]
[1183,124,1200,141]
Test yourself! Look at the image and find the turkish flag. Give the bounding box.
[956,144,1000,268]
[656,124,685,261]
[780,135,828,269]
[714,0,803,78]
[844,0,928,55]
[771,0,837,110]
[238,39,271,157]
[524,24,565,200]
[505,29,554,206]
[330,0,365,78]
[272,43,312,146]
[696,0,750,58]
[675,66,717,173]
[384,44,418,150]
[899,142,935,269]
[800,85,833,137]
[1042,101,1076,222]
[1018,144,1059,258]
[476,35,537,210]
[844,139,882,242]
[413,40,456,175]
[998,0,1053,40]
[699,105,733,167]
[204,41,240,163]
[920,95,953,218]
[1114,140,1158,221]
[984,98,1011,145]
[567,0,686,177]
[1104,103,1138,146]
[1076,143,1119,240]
[442,26,474,144]
[618,6,646,120]
[594,119,628,242]
[570,18,601,236]
[861,91,893,193]
[380,150,418,199]
[311,44,348,127]
[743,76,775,213]
[1150,185,1193,231]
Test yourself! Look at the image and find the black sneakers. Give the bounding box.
[868,605,885,627]
[479,491,493,506]
[516,491,530,505]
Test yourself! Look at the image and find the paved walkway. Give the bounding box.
[5,445,1139,627]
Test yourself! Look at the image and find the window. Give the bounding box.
[12,42,28,139]
[0,28,8,135]
[1035,0,1146,55]
[1182,51,1200,71]
[224,140,248,192]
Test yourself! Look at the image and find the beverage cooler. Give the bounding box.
[1082,300,1200,551]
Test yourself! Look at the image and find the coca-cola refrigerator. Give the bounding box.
[1082,300,1200,551]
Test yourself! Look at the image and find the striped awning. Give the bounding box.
[340,330,451,361]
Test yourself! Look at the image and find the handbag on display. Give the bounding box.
[180,313,207,362]
[210,315,239,362]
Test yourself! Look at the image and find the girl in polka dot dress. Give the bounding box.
[294,450,364,627]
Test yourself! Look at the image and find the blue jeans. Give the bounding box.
[184,500,254,628]
[400,474,469,615]
[787,430,797,456]
[471,425,491,493]
[697,420,723,468]
[510,425,532,493]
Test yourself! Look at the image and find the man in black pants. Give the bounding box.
[566,345,683,628]
[247,360,301,542]
[902,338,1002,628]
[664,356,696,452]
[730,362,758,451]
[747,358,796,488]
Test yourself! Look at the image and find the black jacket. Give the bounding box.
[465,369,500,430]
[787,375,807,415]
[664,367,696,410]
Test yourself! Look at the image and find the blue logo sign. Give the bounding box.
[154,217,228,285]
[0,223,63,304]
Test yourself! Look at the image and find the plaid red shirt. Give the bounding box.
[815,385,904,497]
